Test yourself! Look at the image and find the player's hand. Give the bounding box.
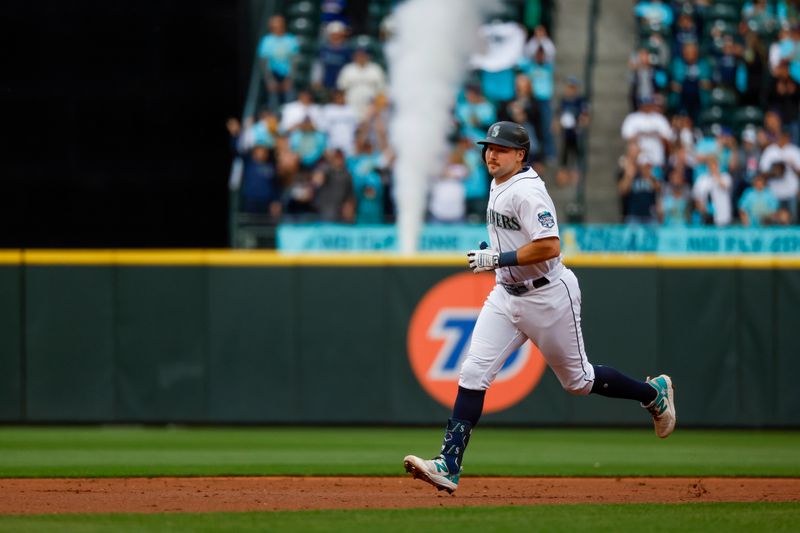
[467,248,499,273]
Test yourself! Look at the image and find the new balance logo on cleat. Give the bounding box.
[403,455,460,494]
[643,374,676,438]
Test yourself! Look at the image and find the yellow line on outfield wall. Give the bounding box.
[1,250,799,268]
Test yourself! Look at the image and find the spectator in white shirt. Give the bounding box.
[318,89,359,155]
[759,127,800,221]
[620,96,674,175]
[279,89,322,133]
[337,47,387,120]
[523,24,556,64]
[693,154,733,226]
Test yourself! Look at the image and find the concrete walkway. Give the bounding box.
[552,0,635,222]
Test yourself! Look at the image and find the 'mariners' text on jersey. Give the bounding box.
[487,208,521,231]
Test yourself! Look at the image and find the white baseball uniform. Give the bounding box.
[459,166,596,395]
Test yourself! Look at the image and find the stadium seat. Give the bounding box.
[698,106,729,129]
[706,3,740,23]
[287,1,317,18]
[351,34,382,56]
[733,106,765,133]
[709,86,738,109]
[288,16,317,36]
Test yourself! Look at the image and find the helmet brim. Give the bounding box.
[476,137,525,149]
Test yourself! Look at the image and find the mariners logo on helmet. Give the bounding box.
[490,124,501,137]
[407,272,547,413]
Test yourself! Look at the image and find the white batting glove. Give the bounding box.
[467,248,499,272]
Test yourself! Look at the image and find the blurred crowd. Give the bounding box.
[228,1,579,225]
[621,0,800,226]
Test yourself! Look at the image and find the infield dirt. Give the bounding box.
[1,477,799,514]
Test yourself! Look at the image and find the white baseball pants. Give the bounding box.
[459,269,596,395]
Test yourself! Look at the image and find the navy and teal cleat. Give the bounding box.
[643,374,676,438]
[403,455,460,494]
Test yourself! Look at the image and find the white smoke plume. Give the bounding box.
[387,0,501,254]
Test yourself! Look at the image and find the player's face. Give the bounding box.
[484,144,524,181]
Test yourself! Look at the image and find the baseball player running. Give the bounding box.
[403,121,676,494]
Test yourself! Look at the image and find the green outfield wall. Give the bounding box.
[1,251,799,427]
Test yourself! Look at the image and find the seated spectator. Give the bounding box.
[337,47,387,120]
[258,15,300,109]
[760,110,783,147]
[671,112,697,153]
[668,143,697,186]
[227,111,278,154]
[555,76,590,186]
[672,11,699,62]
[312,149,355,222]
[735,126,762,203]
[311,21,353,95]
[456,83,497,143]
[692,155,734,226]
[712,36,747,92]
[621,96,674,177]
[618,148,662,224]
[245,109,278,150]
[318,89,359,155]
[634,0,673,29]
[768,26,791,75]
[629,48,661,111]
[472,20,526,104]
[523,24,556,64]
[280,89,322,133]
[347,135,390,224]
[657,165,691,226]
[768,61,800,145]
[361,92,391,153]
[498,75,542,155]
[743,0,779,35]
[738,172,781,226]
[692,125,738,183]
[241,144,282,219]
[759,127,800,221]
[428,147,468,223]
[741,29,768,107]
[520,46,556,161]
[458,136,491,222]
[670,42,712,125]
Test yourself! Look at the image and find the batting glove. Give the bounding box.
[467,248,499,272]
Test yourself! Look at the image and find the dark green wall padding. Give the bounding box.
[1,264,798,427]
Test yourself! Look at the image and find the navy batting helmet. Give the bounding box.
[477,121,530,161]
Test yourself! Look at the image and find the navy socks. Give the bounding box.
[438,386,485,473]
[451,386,486,427]
[439,418,472,474]
[591,364,657,404]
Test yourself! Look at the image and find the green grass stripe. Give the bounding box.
[0,503,798,533]
[0,427,798,478]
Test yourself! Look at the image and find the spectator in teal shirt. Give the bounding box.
[288,117,327,169]
[455,84,496,143]
[520,47,555,160]
[460,138,490,222]
[738,173,780,226]
[258,15,300,108]
[347,137,388,224]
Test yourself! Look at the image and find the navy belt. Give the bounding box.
[501,277,549,296]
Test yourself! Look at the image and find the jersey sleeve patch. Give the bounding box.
[537,210,555,229]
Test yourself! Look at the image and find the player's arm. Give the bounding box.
[468,237,559,272]
[514,237,560,265]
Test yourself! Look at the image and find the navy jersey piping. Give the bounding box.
[559,278,593,383]
[489,174,542,283]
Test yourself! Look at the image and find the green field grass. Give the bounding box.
[1,503,799,533]
[0,426,798,477]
